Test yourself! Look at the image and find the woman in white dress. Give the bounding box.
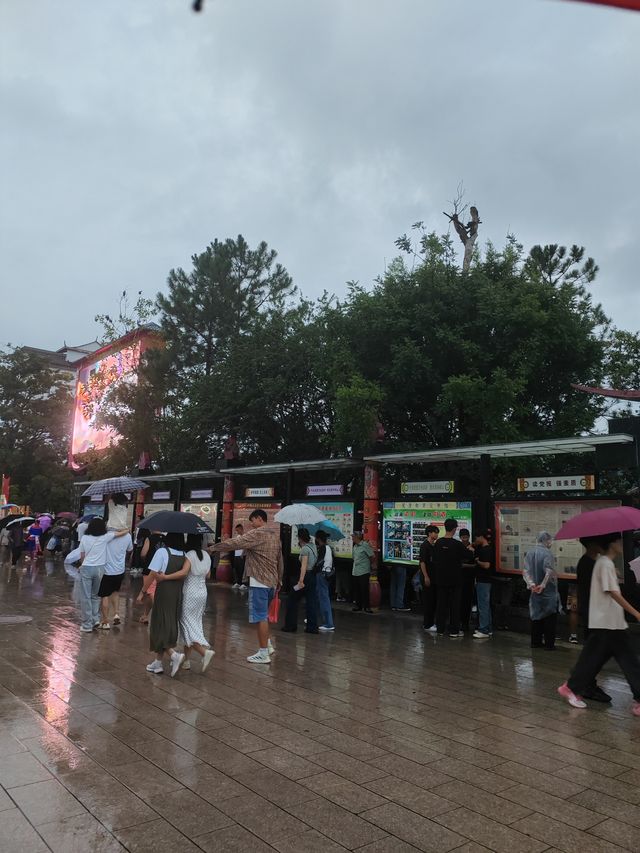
[156,533,214,673]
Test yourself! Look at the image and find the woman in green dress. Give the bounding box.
[142,532,186,677]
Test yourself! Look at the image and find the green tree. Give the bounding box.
[94,289,156,344]
[336,234,609,449]
[0,348,73,509]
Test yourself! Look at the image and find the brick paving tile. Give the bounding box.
[0,807,49,853]
[360,801,465,852]
[434,806,549,853]
[288,797,388,849]
[512,812,630,853]
[2,572,640,853]
[37,812,127,853]
[589,817,640,851]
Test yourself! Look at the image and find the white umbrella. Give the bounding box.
[274,504,328,526]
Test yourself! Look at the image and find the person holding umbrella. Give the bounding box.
[558,532,640,715]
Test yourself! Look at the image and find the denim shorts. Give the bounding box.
[248,586,275,623]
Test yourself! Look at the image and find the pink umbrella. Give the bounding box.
[555,506,640,540]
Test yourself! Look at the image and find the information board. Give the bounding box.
[232,501,282,534]
[290,501,354,559]
[495,500,621,579]
[382,501,473,566]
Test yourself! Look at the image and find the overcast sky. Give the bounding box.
[1,0,639,352]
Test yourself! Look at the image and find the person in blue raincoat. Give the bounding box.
[524,531,560,650]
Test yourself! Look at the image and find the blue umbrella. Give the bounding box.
[305,520,346,541]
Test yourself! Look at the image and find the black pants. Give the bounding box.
[460,571,476,631]
[531,613,557,649]
[353,573,370,610]
[436,585,461,634]
[284,571,318,631]
[11,546,23,566]
[568,629,640,700]
[423,580,437,627]
[232,555,245,585]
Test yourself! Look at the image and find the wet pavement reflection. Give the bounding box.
[1,553,639,852]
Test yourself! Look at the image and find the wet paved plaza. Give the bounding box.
[1,558,640,853]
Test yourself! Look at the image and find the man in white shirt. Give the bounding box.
[558,532,640,715]
[98,532,133,629]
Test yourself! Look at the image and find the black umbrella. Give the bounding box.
[141,510,213,535]
[51,525,72,537]
[5,516,35,528]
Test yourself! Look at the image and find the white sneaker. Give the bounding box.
[146,660,163,674]
[202,649,215,673]
[99,623,110,630]
[426,624,437,632]
[170,652,185,677]
[80,626,94,633]
[449,631,464,638]
[318,626,335,632]
[181,660,191,670]
[267,639,275,655]
[473,630,490,639]
[232,583,240,589]
[247,650,271,664]
[240,584,248,591]
[113,615,121,625]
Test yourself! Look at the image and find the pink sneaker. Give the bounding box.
[632,701,640,717]
[557,682,587,709]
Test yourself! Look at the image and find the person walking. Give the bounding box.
[232,523,247,589]
[156,533,214,673]
[433,518,467,637]
[143,532,186,676]
[419,525,440,631]
[77,518,128,634]
[209,509,283,664]
[98,528,133,629]
[283,528,319,633]
[351,531,374,613]
[558,532,640,716]
[573,537,610,702]
[136,527,162,623]
[472,531,493,639]
[524,531,560,650]
[10,522,27,566]
[315,530,335,632]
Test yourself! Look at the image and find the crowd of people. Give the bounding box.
[3,499,640,716]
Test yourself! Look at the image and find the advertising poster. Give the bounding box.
[290,501,355,559]
[495,500,621,579]
[382,501,473,565]
[232,501,282,534]
[141,502,175,525]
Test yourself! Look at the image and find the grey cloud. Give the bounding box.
[1,0,638,351]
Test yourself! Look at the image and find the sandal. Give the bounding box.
[139,616,149,624]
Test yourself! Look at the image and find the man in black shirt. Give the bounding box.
[575,537,611,702]
[419,525,440,631]
[472,532,493,638]
[459,529,477,632]
[433,518,468,637]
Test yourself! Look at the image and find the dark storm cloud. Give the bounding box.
[1,0,638,350]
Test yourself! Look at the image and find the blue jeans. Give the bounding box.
[476,582,492,634]
[316,573,334,628]
[390,566,406,609]
[79,564,104,629]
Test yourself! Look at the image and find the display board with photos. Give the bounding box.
[382,501,473,566]
[495,500,622,580]
[232,501,282,535]
[290,501,355,559]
